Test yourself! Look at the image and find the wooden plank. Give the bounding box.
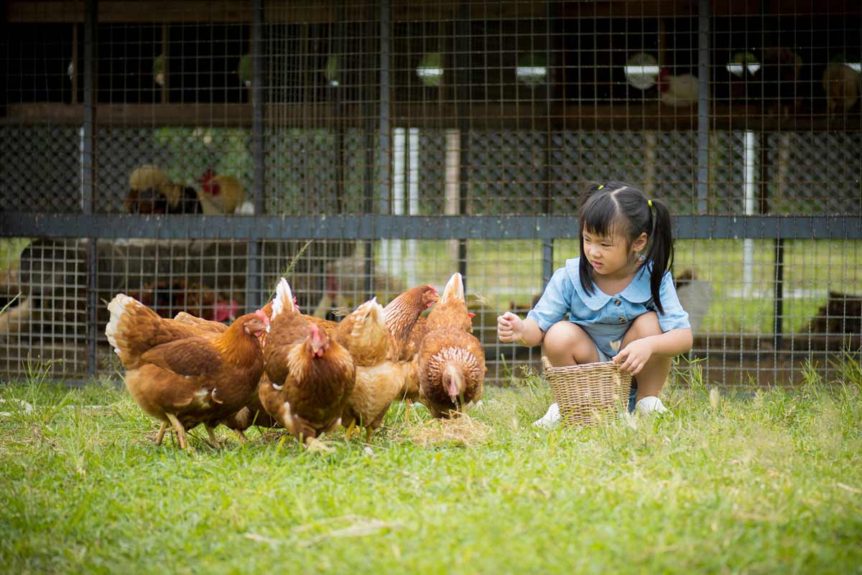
[8,0,858,23]
[6,1,251,23]
[561,1,696,19]
[3,102,860,132]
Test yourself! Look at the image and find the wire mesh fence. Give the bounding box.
[1,0,860,385]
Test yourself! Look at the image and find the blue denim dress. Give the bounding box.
[527,257,691,411]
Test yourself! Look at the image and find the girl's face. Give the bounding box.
[582,227,647,278]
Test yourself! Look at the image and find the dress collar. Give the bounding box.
[565,258,653,311]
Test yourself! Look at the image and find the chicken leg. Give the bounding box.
[155,421,168,445]
[205,425,222,448]
[305,436,335,454]
[165,412,189,450]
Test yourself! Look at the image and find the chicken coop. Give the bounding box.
[0,0,860,386]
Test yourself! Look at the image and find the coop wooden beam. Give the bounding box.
[7,0,858,23]
[1,214,860,241]
[5,103,859,132]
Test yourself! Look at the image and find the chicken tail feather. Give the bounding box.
[271,278,296,320]
[105,293,138,353]
[441,272,465,304]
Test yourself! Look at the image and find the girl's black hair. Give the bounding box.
[578,181,674,313]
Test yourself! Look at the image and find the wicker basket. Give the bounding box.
[542,357,632,426]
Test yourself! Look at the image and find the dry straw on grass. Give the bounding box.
[405,414,491,447]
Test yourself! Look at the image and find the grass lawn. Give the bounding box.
[1,361,861,574]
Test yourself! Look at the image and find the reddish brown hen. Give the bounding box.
[105,294,268,449]
[173,310,279,438]
[384,284,438,362]
[417,273,486,418]
[382,284,438,403]
[258,278,355,451]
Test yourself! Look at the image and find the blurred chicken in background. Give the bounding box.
[127,278,239,323]
[126,165,201,214]
[658,68,699,107]
[822,59,860,114]
[198,169,246,215]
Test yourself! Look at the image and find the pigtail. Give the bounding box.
[644,198,674,313]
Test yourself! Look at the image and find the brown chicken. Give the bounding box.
[126,164,201,214]
[105,294,268,449]
[172,310,279,437]
[417,273,486,418]
[198,169,246,215]
[258,278,355,450]
[377,284,439,405]
[384,284,438,362]
[339,298,417,440]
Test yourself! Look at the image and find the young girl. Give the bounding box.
[497,181,693,427]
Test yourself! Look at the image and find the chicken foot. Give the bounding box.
[155,421,168,445]
[204,425,222,448]
[343,421,360,441]
[305,436,335,454]
[165,412,189,450]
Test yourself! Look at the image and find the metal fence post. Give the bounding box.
[84,0,98,379]
[246,0,264,310]
[696,0,710,215]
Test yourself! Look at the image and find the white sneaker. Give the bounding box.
[533,403,561,428]
[635,396,668,415]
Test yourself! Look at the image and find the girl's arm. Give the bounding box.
[642,327,693,356]
[497,313,545,347]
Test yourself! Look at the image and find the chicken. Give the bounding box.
[258,278,355,450]
[334,298,389,364]
[658,69,699,107]
[822,62,860,114]
[384,284,439,361]
[172,310,229,335]
[105,294,268,449]
[126,165,201,214]
[338,298,411,440]
[381,284,439,404]
[173,309,279,438]
[198,169,246,215]
[417,273,485,418]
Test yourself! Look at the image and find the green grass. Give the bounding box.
[1,362,861,574]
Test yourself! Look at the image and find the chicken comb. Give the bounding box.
[254,308,270,327]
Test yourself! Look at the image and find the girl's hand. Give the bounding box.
[497,311,524,344]
[614,337,655,375]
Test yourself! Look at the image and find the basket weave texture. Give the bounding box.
[542,357,632,426]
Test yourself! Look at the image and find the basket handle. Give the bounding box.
[541,356,552,371]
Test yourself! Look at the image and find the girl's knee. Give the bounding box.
[543,322,576,353]
[632,311,662,336]
[543,322,596,363]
